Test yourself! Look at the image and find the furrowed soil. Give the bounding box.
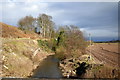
[86,43,119,68]
[0,22,119,78]
[59,43,119,79]
[85,43,120,78]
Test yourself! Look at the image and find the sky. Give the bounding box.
[0,0,119,41]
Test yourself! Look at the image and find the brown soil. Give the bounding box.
[86,43,119,78]
[60,43,119,79]
[87,43,119,68]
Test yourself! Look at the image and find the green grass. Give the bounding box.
[37,40,53,52]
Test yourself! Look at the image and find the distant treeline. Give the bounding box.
[94,40,120,43]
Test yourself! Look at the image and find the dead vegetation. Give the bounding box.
[85,43,119,78]
[1,22,119,79]
[1,22,40,39]
[1,38,54,77]
[0,22,54,77]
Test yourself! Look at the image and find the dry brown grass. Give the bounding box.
[1,22,40,39]
[84,64,119,78]
[1,38,53,78]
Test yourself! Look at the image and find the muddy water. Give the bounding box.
[32,55,62,78]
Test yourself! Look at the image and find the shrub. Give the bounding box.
[53,25,87,60]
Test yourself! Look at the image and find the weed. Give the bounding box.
[37,40,53,53]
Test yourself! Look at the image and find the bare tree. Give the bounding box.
[18,15,35,31]
[37,14,55,38]
[55,25,87,59]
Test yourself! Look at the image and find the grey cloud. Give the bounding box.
[1,2,118,40]
[47,2,118,28]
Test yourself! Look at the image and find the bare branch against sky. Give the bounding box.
[0,0,119,41]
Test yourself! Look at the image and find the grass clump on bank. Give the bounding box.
[37,39,53,53]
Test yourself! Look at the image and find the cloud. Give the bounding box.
[1,0,119,2]
[1,1,49,25]
[83,27,118,37]
[48,2,118,28]
[24,5,38,11]
[0,1,118,40]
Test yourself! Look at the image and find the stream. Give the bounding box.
[32,55,63,78]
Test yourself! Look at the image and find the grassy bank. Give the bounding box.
[1,38,53,77]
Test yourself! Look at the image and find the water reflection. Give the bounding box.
[32,55,62,78]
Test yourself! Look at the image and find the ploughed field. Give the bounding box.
[86,43,119,68]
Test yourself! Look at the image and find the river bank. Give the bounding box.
[59,53,119,78]
[1,38,54,78]
[1,38,119,79]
